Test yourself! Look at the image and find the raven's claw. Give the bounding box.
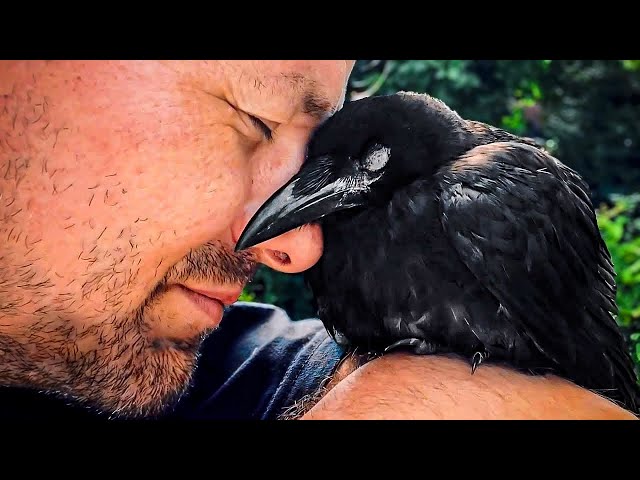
[471,351,486,374]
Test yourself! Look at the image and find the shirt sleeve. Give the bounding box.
[166,301,347,420]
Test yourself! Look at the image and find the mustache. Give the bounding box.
[162,241,259,288]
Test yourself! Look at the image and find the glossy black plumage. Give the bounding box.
[236,92,640,415]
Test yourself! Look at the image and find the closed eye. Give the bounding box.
[364,144,390,171]
[248,114,273,142]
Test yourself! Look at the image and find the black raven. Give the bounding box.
[235,92,640,415]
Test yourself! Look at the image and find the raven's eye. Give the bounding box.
[363,144,390,172]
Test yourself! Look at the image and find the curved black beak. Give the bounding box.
[235,164,367,251]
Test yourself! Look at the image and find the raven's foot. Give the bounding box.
[384,338,439,355]
[470,351,489,374]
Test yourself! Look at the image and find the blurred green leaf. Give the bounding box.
[530,82,542,100]
[501,109,526,135]
[238,290,256,302]
[595,194,640,375]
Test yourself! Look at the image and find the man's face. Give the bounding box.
[0,60,354,417]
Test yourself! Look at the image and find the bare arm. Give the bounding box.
[301,352,638,420]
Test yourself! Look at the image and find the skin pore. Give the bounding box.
[0,60,636,420]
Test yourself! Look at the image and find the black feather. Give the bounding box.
[437,142,638,412]
[241,92,640,415]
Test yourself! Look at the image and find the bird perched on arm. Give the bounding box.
[235,91,640,415]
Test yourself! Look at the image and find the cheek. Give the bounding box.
[2,74,254,321]
[154,128,252,239]
[83,125,252,246]
[18,121,248,230]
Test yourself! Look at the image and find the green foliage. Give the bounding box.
[622,60,640,71]
[597,194,640,325]
[597,194,640,371]
[371,60,549,134]
[365,60,640,204]
[241,267,315,320]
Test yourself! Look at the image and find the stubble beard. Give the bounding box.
[0,241,257,420]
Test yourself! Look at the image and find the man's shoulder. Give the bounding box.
[301,352,639,420]
[181,303,637,420]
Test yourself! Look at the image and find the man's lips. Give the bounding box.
[181,285,244,307]
[149,283,245,351]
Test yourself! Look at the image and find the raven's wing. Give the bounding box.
[437,141,639,413]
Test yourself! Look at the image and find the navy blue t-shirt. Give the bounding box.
[0,302,347,421]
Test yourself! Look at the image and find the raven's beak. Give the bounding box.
[235,167,366,251]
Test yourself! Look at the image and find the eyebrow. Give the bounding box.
[276,73,337,121]
[302,90,335,120]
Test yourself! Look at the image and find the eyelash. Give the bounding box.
[248,114,273,142]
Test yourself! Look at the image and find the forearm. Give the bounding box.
[301,352,638,420]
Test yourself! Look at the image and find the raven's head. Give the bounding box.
[235,92,470,251]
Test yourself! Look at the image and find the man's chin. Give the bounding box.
[66,340,205,421]
[151,331,211,355]
[91,285,220,419]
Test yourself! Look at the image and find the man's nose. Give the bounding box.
[233,123,328,273]
[231,212,323,274]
